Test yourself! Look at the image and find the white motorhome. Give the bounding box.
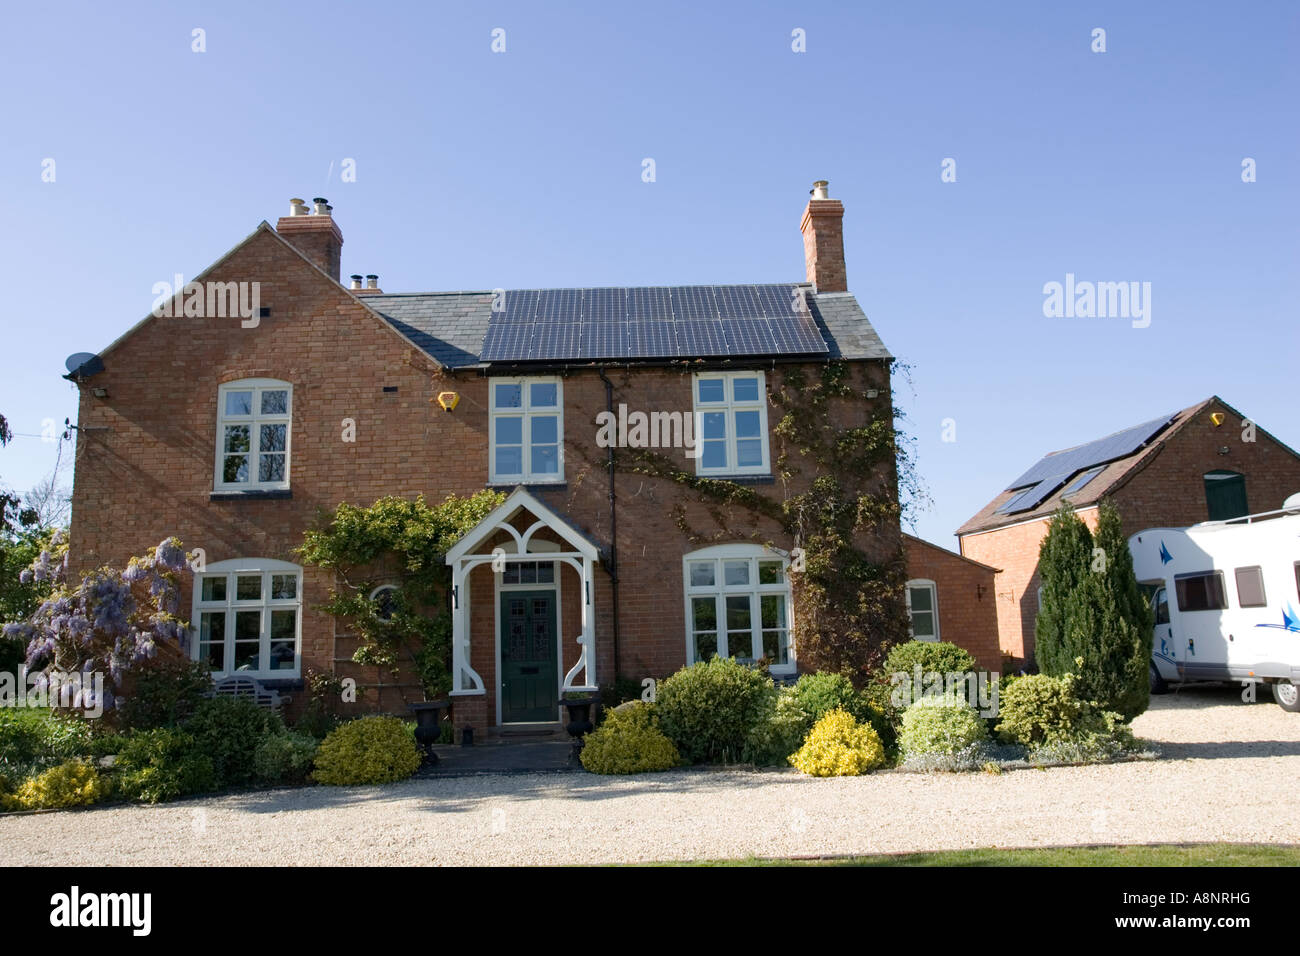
[1129,495,1300,710]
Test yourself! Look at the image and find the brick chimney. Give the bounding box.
[277,197,343,281]
[799,180,847,293]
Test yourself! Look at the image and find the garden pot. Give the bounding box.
[410,700,450,766]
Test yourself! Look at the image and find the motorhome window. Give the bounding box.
[1175,571,1227,612]
[1154,590,1169,625]
[1234,567,1267,608]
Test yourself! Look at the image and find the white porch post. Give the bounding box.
[449,558,484,695]
[562,554,597,692]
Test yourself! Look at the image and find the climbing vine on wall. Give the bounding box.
[295,491,504,699]
[615,360,919,683]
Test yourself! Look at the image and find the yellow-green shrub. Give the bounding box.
[311,716,422,786]
[13,760,112,809]
[580,703,679,774]
[789,708,885,777]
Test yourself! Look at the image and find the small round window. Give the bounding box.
[370,585,400,621]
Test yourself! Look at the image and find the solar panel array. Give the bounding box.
[479,285,829,362]
[996,413,1176,516]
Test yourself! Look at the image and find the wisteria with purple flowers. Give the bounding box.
[2,535,194,710]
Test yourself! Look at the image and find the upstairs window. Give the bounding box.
[1204,470,1248,521]
[490,378,563,483]
[193,558,302,678]
[693,371,769,476]
[215,380,292,492]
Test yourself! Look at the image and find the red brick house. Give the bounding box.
[901,535,1001,672]
[63,184,987,737]
[957,397,1300,667]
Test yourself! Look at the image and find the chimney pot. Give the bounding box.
[350,275,363,290]
[811,180,830,199]
[365,274,378,289]
[277,196,344,281]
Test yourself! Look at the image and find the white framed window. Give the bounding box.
[693,371,769,476]
[683,544,793,673]
[905,579,939,642]
[489,377,564,483]
[192,558,303,678]
[214,379,292,492]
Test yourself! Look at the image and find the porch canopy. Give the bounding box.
[444,487,601,697]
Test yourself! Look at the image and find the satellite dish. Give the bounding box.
[64,352,104,377]
[1284,492,1300,513]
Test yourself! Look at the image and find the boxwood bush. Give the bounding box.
[655,657,775,764]
[882,640,977,683]
[311,716,422,786]
[899,695,988,760]
[789,709,885,777]
[579,703,679,774]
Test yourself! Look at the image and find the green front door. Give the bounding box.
[500,590,558,723]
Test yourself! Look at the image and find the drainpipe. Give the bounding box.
[598,368,621,680]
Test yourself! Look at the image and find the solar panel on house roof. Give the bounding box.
[477,283,830,362]
[1004,414,1175,491]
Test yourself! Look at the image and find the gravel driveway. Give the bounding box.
[3,684,1297,865]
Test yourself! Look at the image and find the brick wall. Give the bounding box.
[903,535,1001,671]
[68,224,899,738]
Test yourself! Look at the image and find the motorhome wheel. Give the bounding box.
[1149,661,1167,695]
[1272,682,1300,712]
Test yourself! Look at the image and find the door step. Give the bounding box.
[490,723,567,741]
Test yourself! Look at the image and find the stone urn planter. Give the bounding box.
[410,700,451,766]
[561,694,598,755]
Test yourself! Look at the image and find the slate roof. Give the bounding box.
[362,286,890,369]
[956,399,1214,537]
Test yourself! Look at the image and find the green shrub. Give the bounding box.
[882,640,977,683]
[115,728,217,803]
[312,716,422,786]
[995,672,1138,762]
[253,732,319,784]
[13,759,112,809]
[0,709,94,775]
[791,672,867,721]
[0,770,17,810]
[899,696,988,759]
[580,703,679,774]
[790,709,885,776]
[655,657,775,764]
[995,673,1084,746]
[859,678,902,758]
[293,669,355,740]
[185,696,284,787]
[742,688,811,766]
[118,658,213,730]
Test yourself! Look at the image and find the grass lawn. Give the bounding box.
[663,843,1300,866]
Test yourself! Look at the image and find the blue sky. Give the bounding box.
[1,0,1296,548]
